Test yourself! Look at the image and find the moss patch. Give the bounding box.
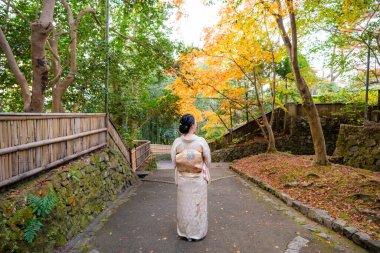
[0,148,137,253]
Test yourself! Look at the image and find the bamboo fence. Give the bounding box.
[0,113,155,188]
[0,113,107,188]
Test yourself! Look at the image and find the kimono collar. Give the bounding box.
[181,134,198,143]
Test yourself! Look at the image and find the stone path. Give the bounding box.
[79,162,366,253]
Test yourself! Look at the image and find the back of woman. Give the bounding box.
[171,114,211,241]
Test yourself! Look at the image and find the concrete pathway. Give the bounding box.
[85,162,366,253]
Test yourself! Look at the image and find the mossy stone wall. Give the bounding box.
[0,148,137,253]
[212,117,347,162]
[334,124,380,171]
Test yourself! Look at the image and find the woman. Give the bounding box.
[171,114,211,241]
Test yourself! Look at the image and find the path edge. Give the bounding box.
[58,181,141,252]
[229,164,380,253]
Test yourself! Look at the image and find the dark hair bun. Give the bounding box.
[179,124,189,134]
[179,114,195,134]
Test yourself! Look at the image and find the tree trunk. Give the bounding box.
[230,57,276,151]
[30,0,55,112]
[253,69,276,153]
[50,3,95,112]
[52,89,65,112]
[0,27,31,111]
[274,0,327,165]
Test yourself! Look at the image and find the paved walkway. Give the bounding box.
[84,162,366,253]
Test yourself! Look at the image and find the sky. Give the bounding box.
[166,0,328,78]
[165,1,343,82]
[167,0,222,47]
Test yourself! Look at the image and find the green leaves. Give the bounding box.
[23,219,43,244]
[23,192,57,243]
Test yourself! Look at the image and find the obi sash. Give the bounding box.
[175,148,203,174]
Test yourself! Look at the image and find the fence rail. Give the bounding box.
[151,144,171,155]
[107,119,131,165]
[132,140,151,171]
[0,113,157,187]
[0,113,107,188]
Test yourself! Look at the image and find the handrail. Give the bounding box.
[107,118,132,165]
[108,118,131,150]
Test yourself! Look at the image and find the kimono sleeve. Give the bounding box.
[200,137,211,168]
[171,138,180,167]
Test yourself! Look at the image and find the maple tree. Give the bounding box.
[264,0,328,164]
[170,1,314,153]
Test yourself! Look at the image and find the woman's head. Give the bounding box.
[179,114,196,134]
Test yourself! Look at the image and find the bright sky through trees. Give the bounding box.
[167,0,222,47]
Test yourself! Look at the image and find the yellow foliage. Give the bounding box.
[166,0,289,139]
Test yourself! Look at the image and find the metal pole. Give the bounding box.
[105,0,110,115]
[364,36,371,120]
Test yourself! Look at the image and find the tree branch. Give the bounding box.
[0,0,30,23]
[47,29,62,87]
[210,104,230,132]
[0,27,31,111]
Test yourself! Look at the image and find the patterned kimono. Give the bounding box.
[171,134,211,240]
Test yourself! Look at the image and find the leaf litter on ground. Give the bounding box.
[233,152,380,239]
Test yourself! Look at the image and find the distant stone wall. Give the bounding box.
[277,116,347,156]
[212,116,349,162]
[0,148,137,252]
[212,141,267,162]
[334,124,380,171]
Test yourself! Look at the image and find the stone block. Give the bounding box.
[279,193,294,206]
[366,239,380,253]
[299,203,312,216]
[352,232,371,248]
[292,200,303,212]
[307,208,332,226]
[321,214,335,229]
[366,139,377,147]
[350,146,358,152]
[343,226,358,239]
[332,219,347,234]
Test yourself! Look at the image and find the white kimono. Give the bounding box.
[171,134,211,240]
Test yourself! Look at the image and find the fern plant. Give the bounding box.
[23,219,43,243]
[23,192,57,243]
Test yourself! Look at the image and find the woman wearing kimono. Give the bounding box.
[171,114,211,241]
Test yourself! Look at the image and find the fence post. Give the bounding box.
[131,147,137,172]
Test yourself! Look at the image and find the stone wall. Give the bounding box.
[334,124,380,171]
[277,116,348,155]
[212,116,349,162]
[0,148,137,253]
[212,140,267,162]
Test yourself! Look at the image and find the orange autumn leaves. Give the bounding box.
[167,0,283,139]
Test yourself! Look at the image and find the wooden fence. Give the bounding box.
[0,113,107,188]
[0,114,154,188]
[107,119,131,166]
[131,140,151,171]
[151,144,171,155]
